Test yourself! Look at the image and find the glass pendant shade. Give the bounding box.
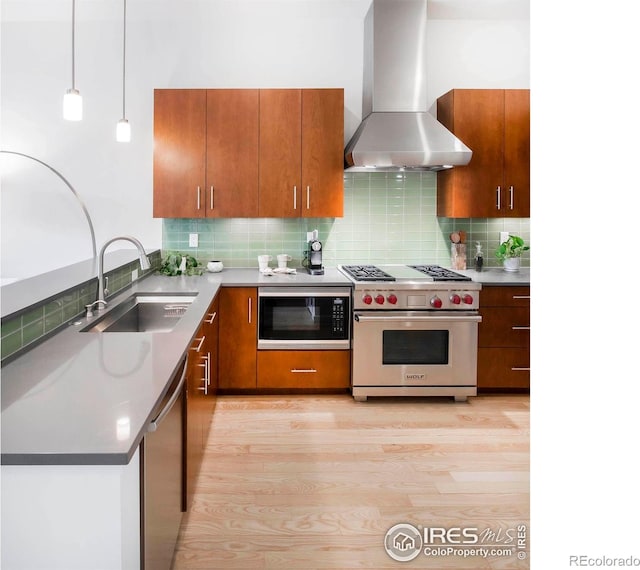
[116,119,131,142]
[63,89,82,121]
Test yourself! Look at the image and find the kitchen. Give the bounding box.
[1,0,636,569]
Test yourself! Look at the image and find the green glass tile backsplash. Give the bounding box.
[162,172,530,269]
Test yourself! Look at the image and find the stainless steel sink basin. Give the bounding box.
[81,293,197,333]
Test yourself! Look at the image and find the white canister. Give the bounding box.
[207,260,224,273]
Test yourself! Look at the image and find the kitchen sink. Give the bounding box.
[81,293,197,333]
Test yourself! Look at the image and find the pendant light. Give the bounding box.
[116,0,131,142]
[63,0,83,121]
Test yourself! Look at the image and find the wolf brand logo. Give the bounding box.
[405,373,425,381]
[384,523,422,562]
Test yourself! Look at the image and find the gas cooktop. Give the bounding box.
[339,264,471,283]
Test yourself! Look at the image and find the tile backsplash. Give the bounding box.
[162,172,530,270]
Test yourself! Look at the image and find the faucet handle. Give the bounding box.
[103,276,109,297]
[86,300,107,318]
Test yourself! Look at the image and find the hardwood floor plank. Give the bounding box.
[172,394,530,570]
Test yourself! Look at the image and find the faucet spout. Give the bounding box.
[96,236,151,308]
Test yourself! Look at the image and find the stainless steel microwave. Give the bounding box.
[258,287,351,350]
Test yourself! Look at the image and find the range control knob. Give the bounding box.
[449,293,461,305]
[362,294,373,305]
[387,294,398,305]
[430,295,443,309]
[462,294,474,305]
[375,294,385,305]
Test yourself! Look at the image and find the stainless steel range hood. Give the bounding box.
[345,0,472,171]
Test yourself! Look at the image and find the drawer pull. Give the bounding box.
[511,367,530,371]
[205,311,217,324]
[291,368,317,373]
[512,326,530,330]
[190,336,205,352]
[512,295,531,300]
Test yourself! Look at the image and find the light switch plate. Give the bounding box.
[499,231,510,244]
[189,233,198,247]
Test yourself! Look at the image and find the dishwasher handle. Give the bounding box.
[148,357,188,433]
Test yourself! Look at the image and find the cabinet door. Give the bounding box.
[301,89,344,218]
[206,90,259,217]
[153,89,206,218]
[259,89,302,217]
[437,89,504,218]
[503,89,530,218]
[218,287,257,390]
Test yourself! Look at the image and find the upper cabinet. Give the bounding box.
[436,89,530,218]
[153,89,259,218]
[153,88,344,219]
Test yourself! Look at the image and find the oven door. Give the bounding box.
[352,311,481,387]
[258,287,351,350]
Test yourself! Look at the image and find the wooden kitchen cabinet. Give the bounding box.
[257,350,350,390]
[258,88,344,218]
[153,89,259,218]
[218,287,257,390]
[154,88,343,219]
[185,293,219,509]
[477,285,530,390]
[437,89,530,218]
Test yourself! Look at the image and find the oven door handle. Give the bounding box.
[354,313,482,323]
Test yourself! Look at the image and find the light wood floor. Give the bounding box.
[172,394,530,569]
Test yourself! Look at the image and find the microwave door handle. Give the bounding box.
[354,314,482,323]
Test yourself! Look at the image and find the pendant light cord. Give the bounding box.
[71,0,76,89]
[122,0,127,118]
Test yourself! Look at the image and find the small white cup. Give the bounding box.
[258,255,272,271]
[277,254,292,269]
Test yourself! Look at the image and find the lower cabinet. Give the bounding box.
[478,285,530,390]
[218,287,258,390]
[185,294,219,510]
[257,350,350,390]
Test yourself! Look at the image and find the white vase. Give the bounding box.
[503,257,521,272]
[207,260,224,273]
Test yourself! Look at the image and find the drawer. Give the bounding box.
[480,286,530,308]
[479,307,530,347]
[478,347,530,389]
[257,350,351,390]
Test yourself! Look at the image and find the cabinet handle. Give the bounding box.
[496,186,501,210]
[293,186,297,210]
[210,186,214,210]
[291,368,317,373]
[190,336,205,352]
[196,186,201,210]
[509,185,514,210]
[511,367,530,371]
[306,186,310,209]
[512,326,530,330]
[513,295,531,300]
[248,297,252,324]
[205,311,217,324]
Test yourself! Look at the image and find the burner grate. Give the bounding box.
[340,265,395,282]
[409,265,471,281]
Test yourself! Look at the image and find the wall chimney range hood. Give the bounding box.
[345,0,472,171]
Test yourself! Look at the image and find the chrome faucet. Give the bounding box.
[94,236,151,311]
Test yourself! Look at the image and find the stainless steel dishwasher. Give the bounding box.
[141,357,187,570]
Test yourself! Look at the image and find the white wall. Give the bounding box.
[1,0,529,280]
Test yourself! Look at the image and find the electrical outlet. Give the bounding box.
[499,231,510,244]
[131,268,138,281]
[189,233,199,247]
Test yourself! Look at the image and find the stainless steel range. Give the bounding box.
[338,264,482,402]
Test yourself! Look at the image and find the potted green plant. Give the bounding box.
[495,235,529,272]
[159,251,203,276]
